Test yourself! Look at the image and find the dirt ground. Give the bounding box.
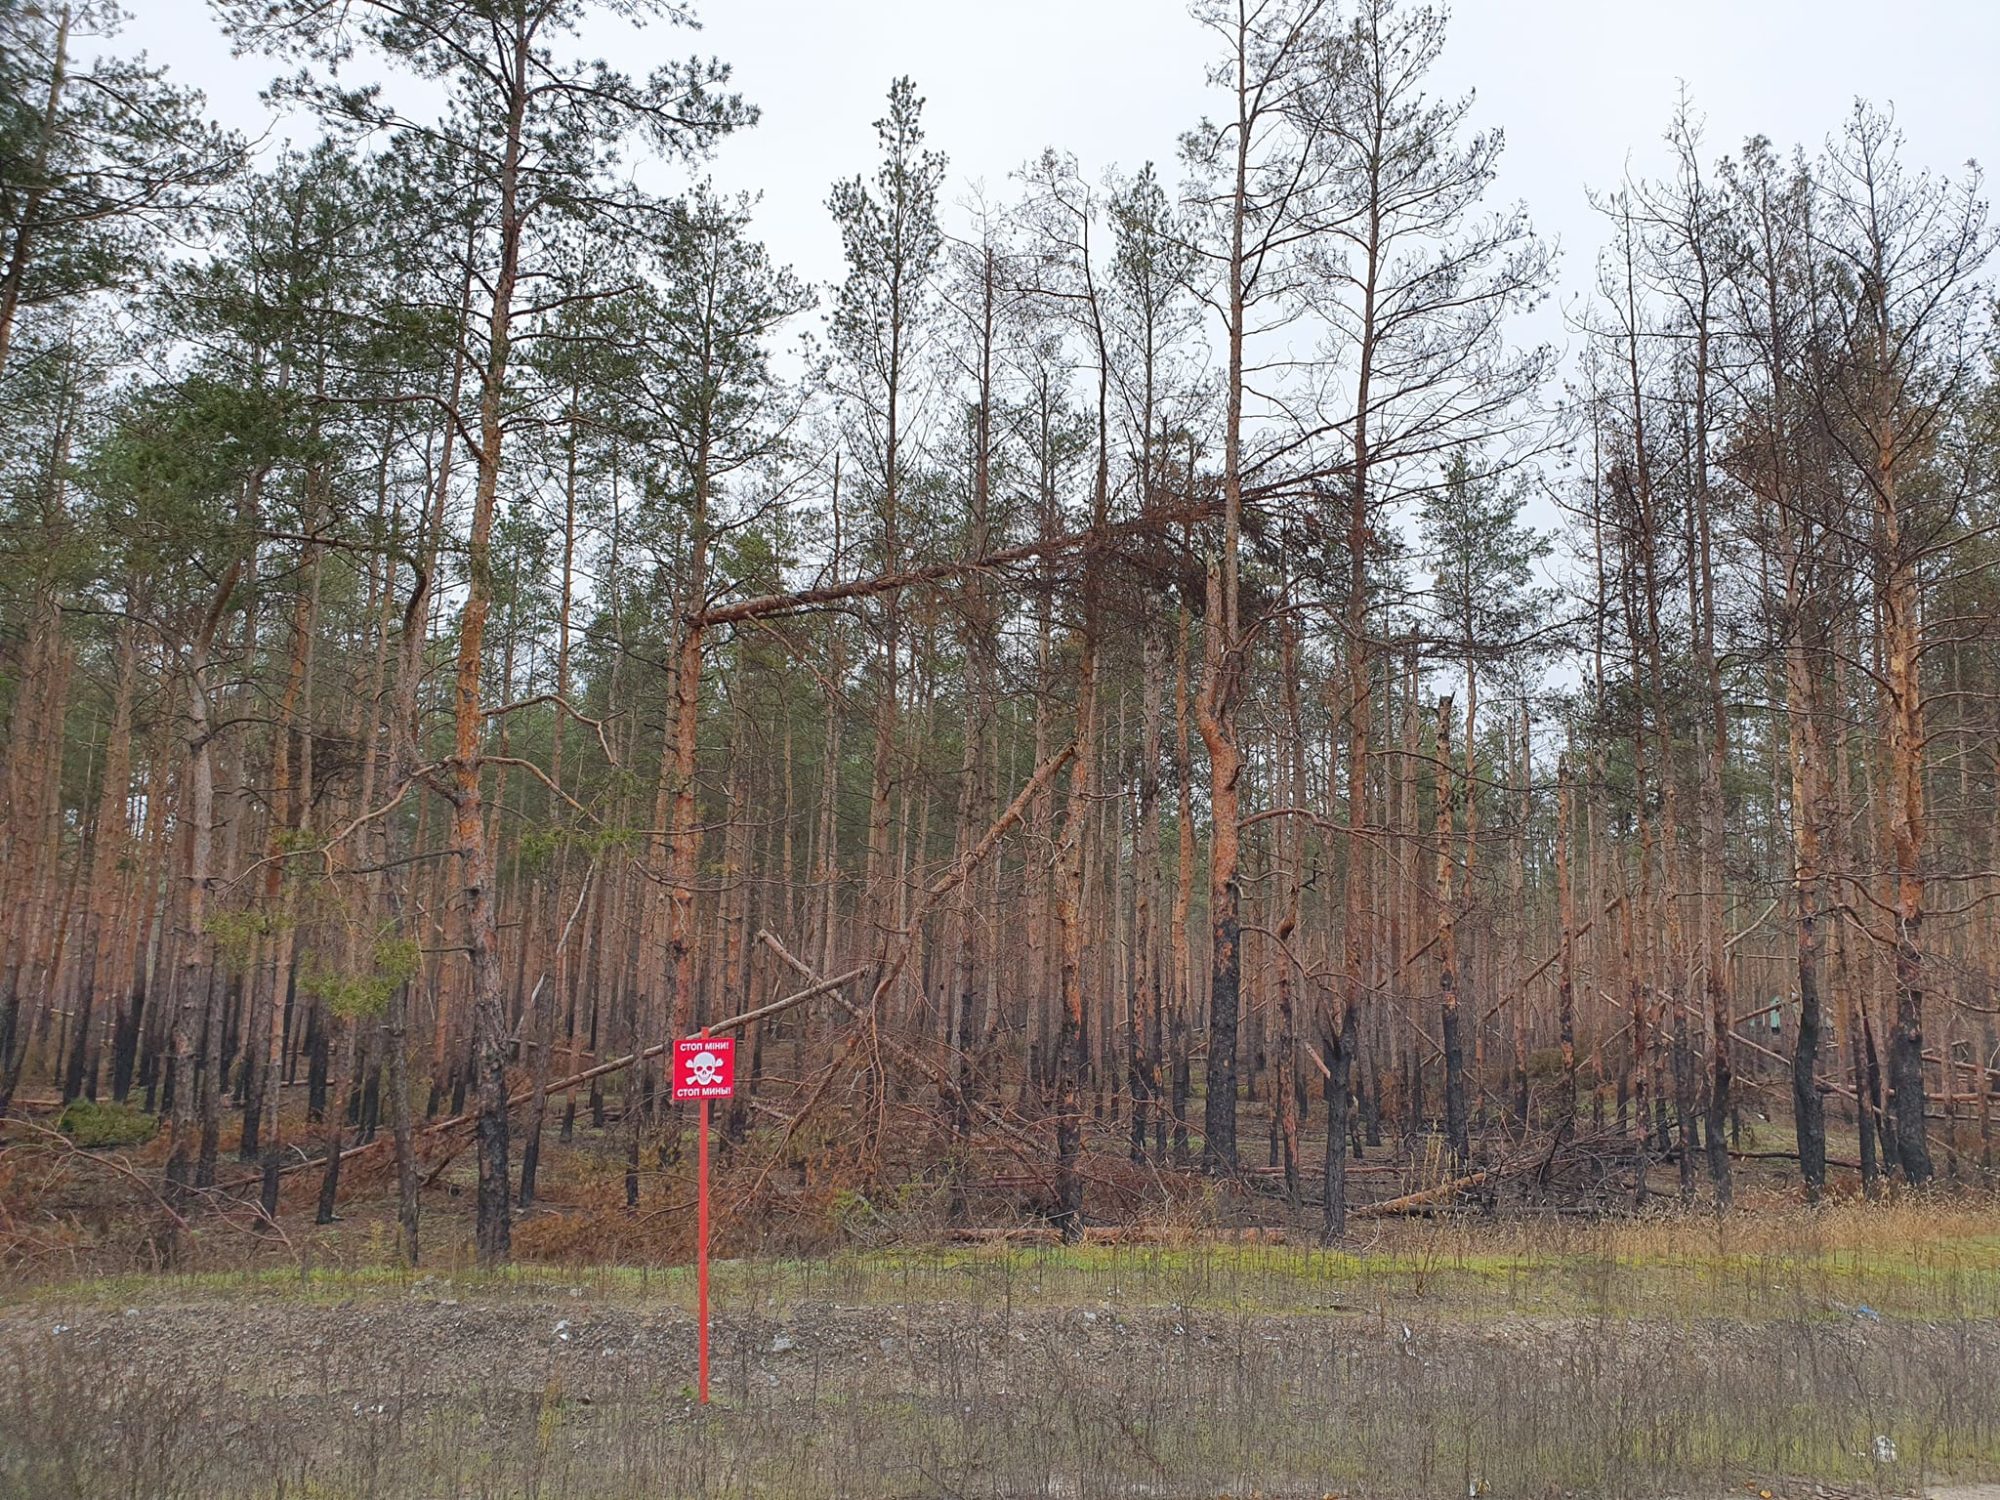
[3,1231,1997,1500]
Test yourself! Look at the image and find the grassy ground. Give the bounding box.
[2,1202,1997,1500]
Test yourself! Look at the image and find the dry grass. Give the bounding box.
[2,1200,1996,1500]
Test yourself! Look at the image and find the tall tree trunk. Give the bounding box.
[1170,612,1195,1168]
[1556,754,1577,1145]
[1129,625,1165,1163]
[451,28,537,1264]
[65,610,139,1103]
[1435,696,1469,1168]
[1052,615,1098,1240]
[1877,470,1933,1185]
[163,565,242,1203]
[1195,553,1242,1173]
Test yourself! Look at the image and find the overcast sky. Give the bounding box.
[126,0,1997,373]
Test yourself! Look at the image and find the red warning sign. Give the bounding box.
[672,1035,737,1101]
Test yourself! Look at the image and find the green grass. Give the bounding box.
[22,1210,2000,1329]
[53,1097,157,1148]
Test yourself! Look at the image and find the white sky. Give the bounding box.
[126,0,1998,350]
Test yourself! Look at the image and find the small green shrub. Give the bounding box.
[56,1098,158,1149]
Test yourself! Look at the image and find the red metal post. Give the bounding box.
[697,1056,712,1403]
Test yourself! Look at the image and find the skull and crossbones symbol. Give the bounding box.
[685,1049,724,1088]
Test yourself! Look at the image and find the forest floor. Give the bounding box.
[2,1202,1998,1500]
